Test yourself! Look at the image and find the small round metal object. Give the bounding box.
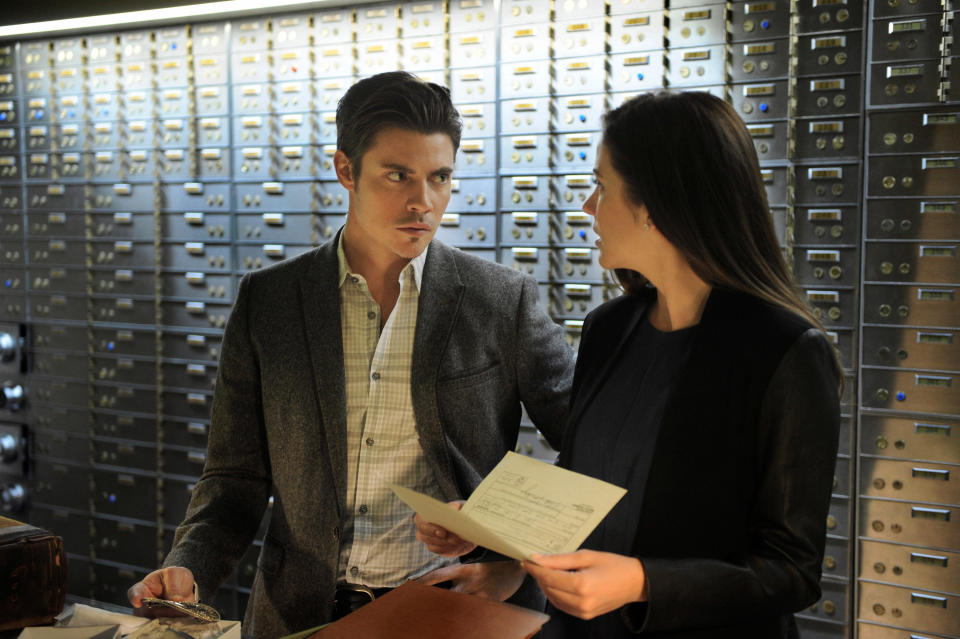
[141,598,221,623]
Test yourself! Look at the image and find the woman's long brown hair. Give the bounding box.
[603,91,843,383]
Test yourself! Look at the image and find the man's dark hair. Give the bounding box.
[336,71,462,178]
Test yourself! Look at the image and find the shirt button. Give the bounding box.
[367,311,376,320]
[350,276,358,284]
[358,504,368,514]
[350,566,359,577]
[365,437,374,446]
[371,372,380,380]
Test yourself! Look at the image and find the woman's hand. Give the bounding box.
[414,500,478,557]
[523,550,648,620]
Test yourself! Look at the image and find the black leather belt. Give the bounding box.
[331,583,394,621]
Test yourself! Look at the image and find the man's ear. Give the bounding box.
[333,150,355,191]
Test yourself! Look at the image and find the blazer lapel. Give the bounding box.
[411,241,465,500]
[300,234,348,518]
[570,300,649,426]
[560,292,651,463]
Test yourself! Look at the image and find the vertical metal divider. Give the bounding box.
[784,0,798,283]
[154,22,172,582]
[547,0,560,318]
[602,0,612,313]
[82,32,98,601]
[223,18,241,617]
[12,42,27,327]
[853,3,873,637]
[310,11,321,250]
[493,0,503,270]
[786,0,798,278]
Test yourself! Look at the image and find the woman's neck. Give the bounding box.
[647,263,712,332]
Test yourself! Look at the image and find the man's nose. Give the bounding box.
[407,179,430,212]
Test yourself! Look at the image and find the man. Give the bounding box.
[127,72,574,638]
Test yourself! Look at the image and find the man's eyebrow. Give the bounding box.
[380,162,414,173]
[378,163,453,175]
[592,168,603,178]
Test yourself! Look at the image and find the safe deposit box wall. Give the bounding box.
[0,1,958,636]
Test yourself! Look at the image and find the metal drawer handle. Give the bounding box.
[917,288,954,301]
[564,320,583,333]
[910,552,948,567]
[187,422,207,435]
[915,374,952,388]
[912,467,950,481]
[911,506,950,521]
[915,422,951,436]
[909,592,946,608]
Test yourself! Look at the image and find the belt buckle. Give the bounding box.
[340,583,376,604]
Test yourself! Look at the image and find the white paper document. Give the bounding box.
[392,451,627,561]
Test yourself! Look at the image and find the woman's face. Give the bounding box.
[583,143,650,272]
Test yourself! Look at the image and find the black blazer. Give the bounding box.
[557,287,840,638]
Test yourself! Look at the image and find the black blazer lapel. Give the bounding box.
[300,234,348,518]
[563,293,651,455]
[411,241,465,500]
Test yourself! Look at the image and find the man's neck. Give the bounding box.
[341,230,412,319]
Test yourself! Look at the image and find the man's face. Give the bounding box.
[335,127,455,266]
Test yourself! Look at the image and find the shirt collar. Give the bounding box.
[337,230,429,291]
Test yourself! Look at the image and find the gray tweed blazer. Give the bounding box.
[163,234,575,638]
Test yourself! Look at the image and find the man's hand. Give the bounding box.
[127,566,197,617]
[522,550,648,620]
[414,500,477,557]
[416,560,526,602]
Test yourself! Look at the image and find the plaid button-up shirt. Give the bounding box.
[335,236,455,586]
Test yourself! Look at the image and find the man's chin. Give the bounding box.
[393,235,432,258]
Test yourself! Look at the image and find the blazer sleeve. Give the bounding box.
[163,272,272,600]
[512,274,576,451]
[625,328,840,632]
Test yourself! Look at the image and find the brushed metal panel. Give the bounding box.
[858,581,960,637]
[860,538,960,595]
[859,414,959,465]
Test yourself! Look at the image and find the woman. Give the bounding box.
[416,91,842,637]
